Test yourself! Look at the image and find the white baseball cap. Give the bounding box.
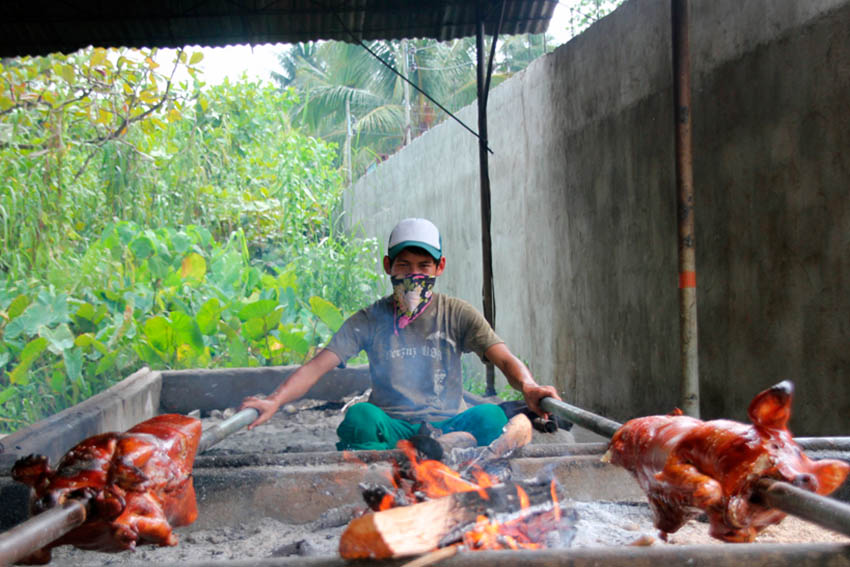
[387,218,442,261]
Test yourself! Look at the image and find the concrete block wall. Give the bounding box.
[343,0,850,435]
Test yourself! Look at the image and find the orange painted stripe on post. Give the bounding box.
[679,271,697,288]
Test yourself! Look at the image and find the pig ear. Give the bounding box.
[747,381,794,430]
[810,459,850,496]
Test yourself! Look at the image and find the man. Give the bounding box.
[241,218,560,451]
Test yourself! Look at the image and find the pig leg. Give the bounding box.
[654,459,724,510]
[160,478,199,527]
[112,492,178,548]
[644,459,724,536]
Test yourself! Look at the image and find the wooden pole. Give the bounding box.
[672,0,700,417]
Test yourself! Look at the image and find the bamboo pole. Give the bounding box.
[672,0,700,417]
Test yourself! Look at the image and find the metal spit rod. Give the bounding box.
[538,398,850,453]
[199,407,259,453]
[540,397,621,438]
[0,499,87,566]
[539,396,850,539]
[0,407,259,567]
[756,478,850,537]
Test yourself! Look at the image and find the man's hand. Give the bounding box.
[484,343,562,417]
[238,349,342,430]
[239,396,280,430]
[521,382,561,417]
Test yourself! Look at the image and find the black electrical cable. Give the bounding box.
[317,1,495,153]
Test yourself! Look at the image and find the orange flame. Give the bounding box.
[550,479,561,523]
[377,493,395,511]
[397,440,485,498]
[372,440,568,552]
[461,514,546,551]
[516,485,530,509]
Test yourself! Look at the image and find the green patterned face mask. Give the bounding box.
[390,273,436,333]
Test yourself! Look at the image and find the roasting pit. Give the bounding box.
[1,366,849,567]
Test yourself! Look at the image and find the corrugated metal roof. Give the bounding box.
[1,0,558,58]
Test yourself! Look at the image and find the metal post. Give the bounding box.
[476,4,497,396]
[672,0,699,417]
[401,39,412,146]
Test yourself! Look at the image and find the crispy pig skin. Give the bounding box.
[11,414,201,563]
[604,381,850,542]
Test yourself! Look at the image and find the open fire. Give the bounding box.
[338,439,577,559]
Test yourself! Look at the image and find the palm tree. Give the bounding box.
[273,33,559,183]
[498,34,551,74]
[275,41,406,183]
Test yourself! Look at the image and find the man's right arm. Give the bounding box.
[240,348,342,429]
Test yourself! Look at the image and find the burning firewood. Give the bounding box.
[603,381,850,542]
[10,414,202,563]
[340,421,576,559]
[339,477,572,558]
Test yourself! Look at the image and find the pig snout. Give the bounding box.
[790,472,817,491]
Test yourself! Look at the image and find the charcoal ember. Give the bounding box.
[542,506,580,548]
[408,435,444,461]
[314,504,361,529]
[470,458,513,484]
[396,455,417,481]
[358,483,409,510]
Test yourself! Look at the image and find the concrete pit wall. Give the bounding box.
[343,0,850,435]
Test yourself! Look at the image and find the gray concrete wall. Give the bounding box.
[343,0,850,435]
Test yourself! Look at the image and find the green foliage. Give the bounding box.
[461,356,529,402]
[0,48,344,283]
[462,374,523,402]
[0,46,204,280]
[0,50,383,434]
[559,0,626,37]
[0,222,381,433]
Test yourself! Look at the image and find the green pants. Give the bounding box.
[336,402,508,451]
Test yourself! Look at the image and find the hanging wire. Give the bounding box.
[317,1,494,154]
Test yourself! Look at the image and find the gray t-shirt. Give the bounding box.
[325,293,503,421]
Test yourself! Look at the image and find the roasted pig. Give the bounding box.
[603,381,849,542]
[11,414,202,563]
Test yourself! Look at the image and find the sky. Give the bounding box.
[178,1,576,86]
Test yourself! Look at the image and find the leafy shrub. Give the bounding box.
[0,222,380,433]
[0,49,384,433]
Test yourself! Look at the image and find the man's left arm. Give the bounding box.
[484,343,561,416]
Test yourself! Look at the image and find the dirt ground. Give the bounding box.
[44,398,850,565]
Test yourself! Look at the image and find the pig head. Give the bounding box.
[604,381,849,542]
